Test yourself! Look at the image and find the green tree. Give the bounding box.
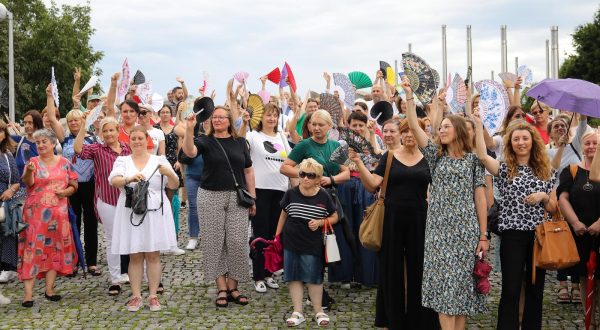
[559,7,600,84]
[0,0,103,119]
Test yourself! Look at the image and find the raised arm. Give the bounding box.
[105,72,119,118]
[73,113,88,155]
[401,76,429,148]
[260,75,267,91]
[72,67,81,97]
[474,115,500,176]
[323,72,331,93]
[176,77,188,100]
[182,114,198,158]
[45,83,65,142]
[428,92,444,135]
[348,149,383,192]
[512,77,522,106]
[590,137,600,182]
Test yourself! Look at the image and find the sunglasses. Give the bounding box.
[531,110,545,116]
[299,171,317,180]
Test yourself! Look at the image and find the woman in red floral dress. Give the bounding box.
[18,128,78,308]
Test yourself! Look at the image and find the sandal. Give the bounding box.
[108,284,121,296]
[572,287,582,302]
[286,311,306,327]
[157,282,164,294]
[227,288,249,305]
[215,289,228,308]
[88,267,102,276]
[557,286,571,304]
[315,312,330,327]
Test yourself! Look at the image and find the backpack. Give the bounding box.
[127,165,163,226]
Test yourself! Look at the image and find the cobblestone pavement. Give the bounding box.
[0,208,588,329]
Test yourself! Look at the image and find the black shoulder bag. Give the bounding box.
[213,137,255,208]
[126,165,164,226]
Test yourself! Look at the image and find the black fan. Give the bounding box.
[193,97,215,123]
[133,70,146,85]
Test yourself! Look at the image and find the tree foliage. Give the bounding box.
[0,0,103,119]
[559,7,600,84]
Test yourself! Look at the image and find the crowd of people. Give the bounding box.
[0,63,598,330]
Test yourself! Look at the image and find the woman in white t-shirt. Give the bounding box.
[240,103,291,293]
[138,105,165,156]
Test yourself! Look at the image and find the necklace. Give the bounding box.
[583,160,594,192]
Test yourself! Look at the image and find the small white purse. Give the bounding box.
[0,154,9,223]
[323,219,341,264]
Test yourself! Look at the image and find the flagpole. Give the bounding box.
[442,25,448,86]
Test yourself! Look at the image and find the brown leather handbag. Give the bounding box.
[532,209,580,284]
[359,152,393,251]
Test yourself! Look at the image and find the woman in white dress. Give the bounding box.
[108,126,179,312]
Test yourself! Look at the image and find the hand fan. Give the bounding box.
[79,75,99,95]
[337,127,376,157]
[370,101,393,125]
[517,65,533,86]
[258,90,270,104]
[474,80,510,135]
[51,67,59,108]
[332,73,356,106]
[380,61,396,86]
[402,53,437,105]
[0,77,8,109]
[234,71,249,84]
[498,72,518,84]
[247,94,265,130]
[21,144,31,163]
[133,70,146,85]
[117,58,130,102]
[150,93,164,112]
[135,81,152,104]
[446,74,467,114]
[201,71,210,93]
[85,101,104,129]
[348,71,373,89]
[320,93,342,127]
[329,142,349,165]
[193,97,215,123]
[279,62,297,92]
[329,128,339,141]
[266,67,281,84]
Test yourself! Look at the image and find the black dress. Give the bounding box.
[373,152,438,330]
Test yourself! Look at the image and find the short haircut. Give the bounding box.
[129,125,148,138]
[23,110,44,131]
[32,128,58,145]
[120,99,140,113]
[172,86,183,94]
[311,109,333,127]
[347,111,368,124]
[298,158,324,178]
[66,109,84,121]
[99,117,119,132]
[257,103,280,133]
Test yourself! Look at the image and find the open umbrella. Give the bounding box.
[68,206,85,277]
[526,78,600,118]
[250,237,283,273]
[585,250,597,330]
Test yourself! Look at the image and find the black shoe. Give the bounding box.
[44,292,62,302]
[157,282,164,294]
[21,300,33,308]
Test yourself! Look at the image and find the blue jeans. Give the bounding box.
[185,176,201,238]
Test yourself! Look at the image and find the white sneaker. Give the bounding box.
[340,283,351,289]
[254,280,267,293]
[119,274,130,284]
[265,277,279,289]
[165,247,186,256]
[185,239,198,250]
[0,292,10,305]
[0,271,17,283]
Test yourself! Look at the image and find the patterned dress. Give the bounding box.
[420,141,487,315]
[17,157,78,280]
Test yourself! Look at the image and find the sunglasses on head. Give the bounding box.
[299,171,317,180]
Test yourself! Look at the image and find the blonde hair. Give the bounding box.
[311,109,333,127]
[531,101,552,113]
[581,130,599,154]
[206,106,238,138]
[298,158,324,178]
[503,120,552,181]
[66,109,84,121]
[99,117,119,132]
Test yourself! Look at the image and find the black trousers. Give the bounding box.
[375,204,438,330]
[250,188,284,281]
[497,230,546,330]
[69,181,98,267]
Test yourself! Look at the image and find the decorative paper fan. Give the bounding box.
[370,101,393,125]
[446,73,467,114]
[133,70,145,85]
[233,71,249,84]
[266,67,281,84]
[135,81,152,104]
[51,67,59,108]
[498,72,518,84]
[329,128,339,141]
[319,93,342,127]
[193,97,215,123]
[329,143,349,165]
[0,77,8,109]
[518,65,533,86]
[379,61,396,86]
[258,90,270,104]
[279,62,297,92]
[333,73,356,107]
[402,53,438,105]
[117,58,130,102]
[150,92,164,112]
[200,71,210,93]
[247,94,265,130]
[337,127,379,165]
[348,71,373,89]
[474,80,510,135]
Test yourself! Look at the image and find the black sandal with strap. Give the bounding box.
[215,289,228,308]
[227,288,249,305]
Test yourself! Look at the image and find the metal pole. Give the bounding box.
[442,25,447,86]
[553,26,560,78]
[515,57,519,74]
[408,43,412,53]
[394,59,398,85]
[550,27,558,79]
[467,25,472,90]
[7,12,14,122]
[491,70,495,81]
[501,25,507,73]
[545,39,550,78]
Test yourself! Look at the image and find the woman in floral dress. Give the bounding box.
[18,129,78,307]
[403,77,489,329]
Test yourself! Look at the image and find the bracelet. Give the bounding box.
[479,238,488,241]
[406,97,414,101]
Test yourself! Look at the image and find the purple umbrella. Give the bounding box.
[526,78,600,118]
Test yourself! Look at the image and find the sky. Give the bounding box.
[45,0,599,104]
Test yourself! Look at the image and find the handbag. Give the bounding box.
[213,137,255,208]
[359,151,393,251]
[487,201,500,235]
[323,218,341,264]
[3,153,27,234]
[128,165,164,226]
[532,210,580,284]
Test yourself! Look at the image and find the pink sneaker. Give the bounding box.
[148,295,161,311]
[126,296,143,312]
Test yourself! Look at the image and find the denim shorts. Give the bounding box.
[283,249,324,285]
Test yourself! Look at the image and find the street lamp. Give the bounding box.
[0,3,15,122]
